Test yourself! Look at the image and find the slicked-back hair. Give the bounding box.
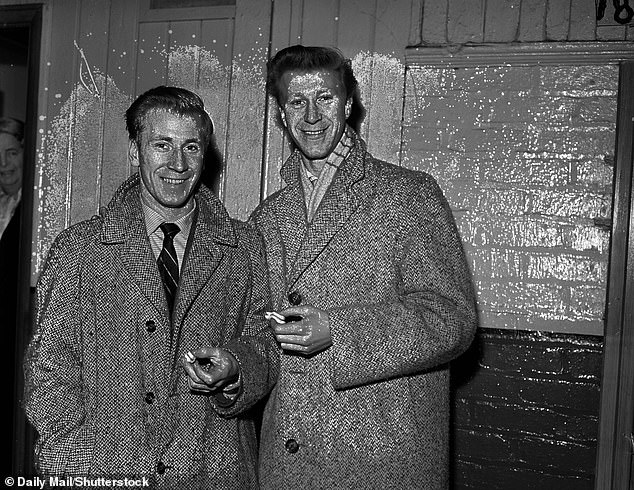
[266,45,358,105]
[125,86,213,149]
[0,117,25,143]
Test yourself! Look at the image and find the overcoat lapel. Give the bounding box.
[100,176,168,320]
[274,182,307,270]
[173,189,236,326]
[286,145,372,289]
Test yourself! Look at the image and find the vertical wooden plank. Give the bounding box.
[200,18,234,67]
[70,0,111,224]
[363,0,409,164]
[300,0,339,46]
[545,0,571,41]
[518,0,547,42]
[337,0,376,55]
[484,0,520,42]
[167,20,201,87]
[222,0,272,218]
[34,0,80,273]
[374,0,413,55]
[270,0,294,51]
[29,0,53,280]
[199,18,234,192]
[136,21,169,95]
[100,0,139,208]
[421,0,448,44]
[447,0,485,44]
[262,0,302,199]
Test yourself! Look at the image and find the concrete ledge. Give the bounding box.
[405,41,634,66]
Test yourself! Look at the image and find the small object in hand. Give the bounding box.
[185,351,196,363]
[265,311,303,323]
[265,311,286,323]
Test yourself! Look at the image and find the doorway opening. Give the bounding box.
[0,4,42,477]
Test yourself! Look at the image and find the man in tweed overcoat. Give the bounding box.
[250,46,478,489]
[24,86,278,489]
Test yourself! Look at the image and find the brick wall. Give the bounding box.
[451,329,602,489]
[400,55,617,486]
[402,63,617,335]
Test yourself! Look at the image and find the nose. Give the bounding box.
[304,100,321,124]
[169,149,188,172]
[0,153,6,169]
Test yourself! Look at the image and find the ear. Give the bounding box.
[128,140,140,167]
[345,98,352,119]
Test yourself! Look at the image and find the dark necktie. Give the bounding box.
[157,222,180,311]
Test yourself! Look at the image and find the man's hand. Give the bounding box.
[271,305,332,356]
[182,347,240,393]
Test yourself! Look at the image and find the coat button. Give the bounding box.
[287,291,302,306]
[156,461,166,474]
[145,392,155,404]
[285,439,299,454]
[146,320,156,333]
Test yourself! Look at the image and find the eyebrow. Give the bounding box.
[149,134,201,143]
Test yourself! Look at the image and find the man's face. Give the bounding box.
[129,109,204,213]
[278,69,352,164]
[0,132,23,196]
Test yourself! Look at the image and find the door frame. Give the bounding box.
[595,61,634,490]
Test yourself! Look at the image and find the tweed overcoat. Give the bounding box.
[250,134,477,489]
[24,174,278,489]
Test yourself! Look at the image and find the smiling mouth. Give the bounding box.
[302,128,327,137]
[161,176,188,185]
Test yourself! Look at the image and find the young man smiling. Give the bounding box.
[25,86,277,488]
[250,45,478,489]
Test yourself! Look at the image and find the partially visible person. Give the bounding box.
[0,117,23,239]
[250,45,478,489]
[0,117,24,479]
[24,87,278,488]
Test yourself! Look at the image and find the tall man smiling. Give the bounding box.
[25,86,277,488]
[250,45,478,489]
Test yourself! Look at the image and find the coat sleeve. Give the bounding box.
[328,174,478,390]
[212,224,280,416]
[23,228,95,476]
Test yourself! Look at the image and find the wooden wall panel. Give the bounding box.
[167,20,201,87]
[136,22,169,95]
[70,0,111,224]
[269,0,295,51]
[200,18,234,67]
[301,0,339,46]
[221,0,272,218]
[100,1,139,208]
[337,0,376,54]
[199,18,234,177]
[35,0,80,272]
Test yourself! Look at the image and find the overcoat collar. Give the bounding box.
[99,173,237,325]
[277,132,374,289]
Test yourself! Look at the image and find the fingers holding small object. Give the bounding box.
[188,377,213,393]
